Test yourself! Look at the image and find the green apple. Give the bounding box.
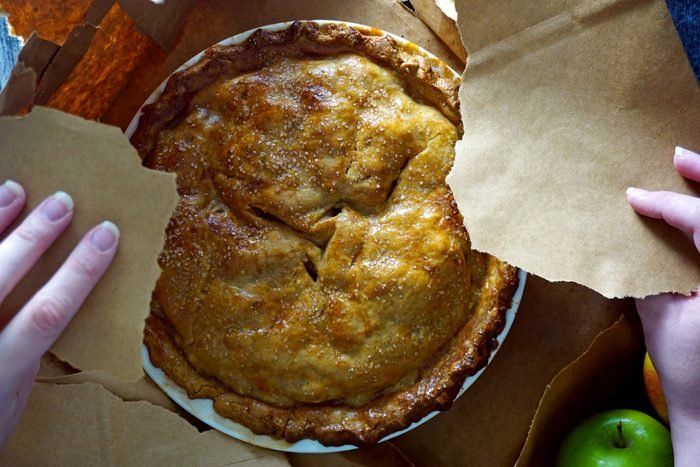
[556,409,673,467]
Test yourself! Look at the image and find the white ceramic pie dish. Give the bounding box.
[129,20,527,454]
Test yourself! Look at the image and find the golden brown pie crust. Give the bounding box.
[133,21,519,447]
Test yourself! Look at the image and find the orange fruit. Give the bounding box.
[643,352,669,424]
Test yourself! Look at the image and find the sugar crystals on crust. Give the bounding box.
[134,21,518,447]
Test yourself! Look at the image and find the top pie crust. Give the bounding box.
[133,21,518,447]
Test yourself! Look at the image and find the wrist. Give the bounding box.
[668,406,700,467]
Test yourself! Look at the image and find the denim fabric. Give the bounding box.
[665,0,700,80]
[0,18,22,89]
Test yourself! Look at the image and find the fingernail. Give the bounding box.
[40,191,73,221]
[626,187,649,197]
[90,221,119,252]
[675,146,699,159]
[0,180,22,208]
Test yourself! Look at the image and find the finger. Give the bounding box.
[0,192,74,303]
[674,147,700,183]
[626,188,700,234]
[0,180,26,234]
[0,221,119,374]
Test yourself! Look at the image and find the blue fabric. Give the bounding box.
[0,17,22,89]
[666,0,700,80]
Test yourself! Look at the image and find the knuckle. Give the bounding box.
[655,191,676,207]
[14,222,44,246]
[663,191,695,214]
[658,192,681,211]
[29,296,72,337]
[68,255,102,280]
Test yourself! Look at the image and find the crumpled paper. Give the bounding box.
[450,0,700,298]
[0,106,176,380]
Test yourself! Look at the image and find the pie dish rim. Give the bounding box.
[127,19,526,452]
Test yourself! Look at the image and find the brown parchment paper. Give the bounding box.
[117,0,196,49]
[37,361,179,413]
[0,61,34,115]
[0,33,58,115]
[0,382,288,466]
[11,32,59,80]
[515,315,643,466]
[291,443,412,467]
[393,277,631,466]
[0,106,177,380]
[34,23,98,105]
[409,0,466,62]
[449,0,700,298]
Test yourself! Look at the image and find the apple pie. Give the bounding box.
[132,21,518,447]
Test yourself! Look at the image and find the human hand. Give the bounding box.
[0,181,119,449]
[626,146,700,466]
